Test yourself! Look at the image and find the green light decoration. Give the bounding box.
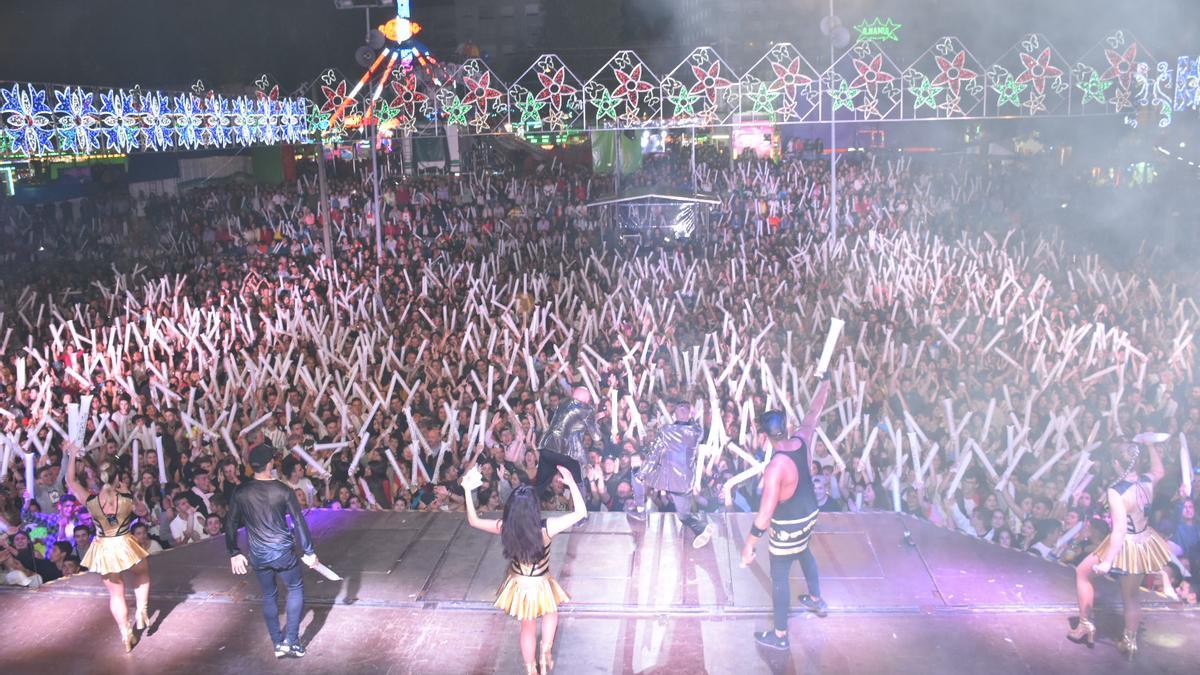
[667,84,701,117]
[830,80,861,111]
[514,92,547,126]
[592,87,622,121]
[992,75,1027,108]
[854,18,901,43]
[910,77,943,110]
[745,82,781,114]
[375,101,400,122]
[443,95,471,126]
[1077,71,1112,105]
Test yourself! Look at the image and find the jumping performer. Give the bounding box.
[226,443,320,659]
[534,386,600,491]
[464,464,586,674]
[742,371,833,650]
[629,401,716,548]
[63,440,151,652]
[1067,435,1171,657]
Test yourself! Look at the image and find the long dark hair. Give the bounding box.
[501,486,545,564]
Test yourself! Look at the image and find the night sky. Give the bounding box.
[2,1,1199,93]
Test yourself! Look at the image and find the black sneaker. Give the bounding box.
[754,630,789,650]
[288,643,306,658]
[798,594,829,617]
[274,643,290,659]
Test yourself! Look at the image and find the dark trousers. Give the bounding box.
[631,474,707,537]
[534,448,583,490]
[254,563,305,645]
[769,549,822,632]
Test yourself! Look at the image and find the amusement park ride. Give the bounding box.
[328,0,445,131]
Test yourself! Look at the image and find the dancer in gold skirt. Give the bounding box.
[463,464,585,674]
[1067,436,1170,657]
[63,440,151,652]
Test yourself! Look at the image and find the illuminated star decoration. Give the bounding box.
[390,77,428,109]
[667,84,701,117]
[545,108,569,130]
[938,94,963,117]
[991,75,1027,108]
[849,55,895,98]
[830,79,860,111]
[689,62,733,105]
[592,87,622,121]
[536,67,577,110]
[443,96,471,126]
[514,92,546,126]
[1111,87,1132,111]
[910,77,943,110]
[612,65,653,107]
[469,111,490,133]
[770,57,814,101]
[1077,71,1112,105]
[319,80,349,115]
[856,95,882,119]
[1101,44,1138,90]
[462,72,502,109]
[745,82,781,114]
[1023,92,1047,115]
[930,51,977,98]
[1016,47,1063,95]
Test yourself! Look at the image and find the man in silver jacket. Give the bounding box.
[629,402,716,548]
[534,386,601,491]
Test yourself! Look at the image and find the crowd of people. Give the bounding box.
[1,140,1197,611]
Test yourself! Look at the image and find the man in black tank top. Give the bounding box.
[741,374,832,650]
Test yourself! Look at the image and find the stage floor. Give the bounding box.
[2,511,1197,674]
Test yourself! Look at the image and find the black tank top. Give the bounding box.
[774,437,818,519]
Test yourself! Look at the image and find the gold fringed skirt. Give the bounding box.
[81,534,149,576]
[494,573,570,620]
[1093,528,1172,576]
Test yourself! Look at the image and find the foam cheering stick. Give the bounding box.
[815,317,845,377]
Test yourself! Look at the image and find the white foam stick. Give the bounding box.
[0,444,9,481]
[995,445,1027,492]
[24,452,35,500]
[1183,433,1193,497]
[384,448,410,490]
[815,317,845,375]
[980,398,997,449]
[154,435,167,484]
[312,441,350,452]
[1082,365,1118,385]
[859,424,879,472]
[291,445,331,479]
[221,428,242,463]
[132,438,140,478]
[814,427,846,469]
[358,477,377,505]
[239,411,274,437]
[945,446,974,498]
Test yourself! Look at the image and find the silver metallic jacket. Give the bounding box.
[637,421,703,494]
[537,399,602,466]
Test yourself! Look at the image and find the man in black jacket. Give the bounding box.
[226,444,319,658]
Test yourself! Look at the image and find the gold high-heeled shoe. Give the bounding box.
[524,662,538,675]
[135,606,150,631]
[539,644,555,673]
[1066,617,1095,648]
[1117,631,1138,658]
[121,620,137,653]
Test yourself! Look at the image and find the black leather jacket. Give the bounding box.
[538,399,601,466]
[225,478,315,570]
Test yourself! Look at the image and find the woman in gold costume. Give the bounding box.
[1067,436,1171,657]
[463,464,585,674]
[64,440,151,652]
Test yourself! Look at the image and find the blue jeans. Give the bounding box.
[254,563,305,645]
